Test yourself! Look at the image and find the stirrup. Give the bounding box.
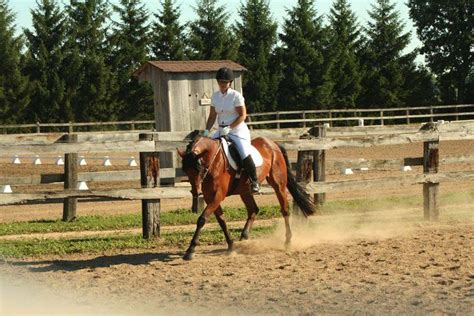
[250,182,260,193]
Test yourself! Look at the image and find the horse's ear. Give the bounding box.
[177,148,185,158]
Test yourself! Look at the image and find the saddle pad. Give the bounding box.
[221,140,263,171]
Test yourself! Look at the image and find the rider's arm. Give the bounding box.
[205,106,217,130]
[229,105,247,129]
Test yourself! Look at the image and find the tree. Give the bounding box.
[0,0,29,124]
[66,0,118,122]
[358,0,414,108]
[408,0,473,103]
[150,0,186,60]
[23,0,72,123]
[187,0,238,60]
[109,0,153,120]
[277,0,330,111]
[326,0,362,109]
[235,0,278,113]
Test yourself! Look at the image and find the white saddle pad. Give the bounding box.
[221,140,263,171]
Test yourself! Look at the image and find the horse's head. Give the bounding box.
[177,135,215,211]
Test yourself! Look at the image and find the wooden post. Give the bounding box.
[429,106,434,122]
[312,125,326,207]
[36,122,41,134]
[63,134,78,221]
[423,140,439,220]
[406,109,410,124]
[294,134,313,213]
[139,133,161,239]
[380,111,384,126]
[276,112,280,129]
[68,122,73,133]
[302,111,306,128]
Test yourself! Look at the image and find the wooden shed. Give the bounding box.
[134,60,247,177]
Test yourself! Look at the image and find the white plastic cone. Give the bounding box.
[78,181,89,190]
[360,167,369,171]
[1,185,12,193]
[12,155,21,164]
[128,156,138,167]
[56,156,64,165]
[33,155,42,165]
[79,156,87,166]
[401,165,412,172]
[103,156,112,166]
[342,168,354,175]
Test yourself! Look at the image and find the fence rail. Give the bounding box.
[1,104,473,133]
[1,120,473,238]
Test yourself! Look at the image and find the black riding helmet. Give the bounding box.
[216,67,234,81]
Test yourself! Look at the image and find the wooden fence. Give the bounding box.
[1,121,474,238]
[1,104,473,134]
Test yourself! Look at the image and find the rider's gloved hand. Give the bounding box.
[202,129,210,137]
[221,126,231,136]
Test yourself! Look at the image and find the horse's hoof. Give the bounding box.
[183,252,194,261]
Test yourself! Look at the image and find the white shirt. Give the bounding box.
[211,88,245,127]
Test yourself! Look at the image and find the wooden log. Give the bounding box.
[311,125,326,206]
[139,133,160,239]
[63,134,78,222]
[293,134,313,213]
[423,140,439,220]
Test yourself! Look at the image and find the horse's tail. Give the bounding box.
[278,144,315,217]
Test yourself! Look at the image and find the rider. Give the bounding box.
[203,67,260,193]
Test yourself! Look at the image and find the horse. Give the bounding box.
[177,132,315,260]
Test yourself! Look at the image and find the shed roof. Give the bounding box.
[134,60,247,77]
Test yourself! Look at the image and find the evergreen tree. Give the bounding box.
[187,0,238,60]
[235,0,278,113]
[326,0,362,109]
[0,0,29,124]
[109,0,153,120]
[277,0,330,111]
[65,0,118,122]
[151,0,186,60]
[408,0,473,103]
[23,0,72,123]
[358,0,414,108]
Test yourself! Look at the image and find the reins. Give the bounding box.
[198,138,223,184]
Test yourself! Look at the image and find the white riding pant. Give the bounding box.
[211,122,252,159]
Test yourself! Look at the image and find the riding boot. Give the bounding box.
[242,155,260,193]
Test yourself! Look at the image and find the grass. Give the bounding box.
[0,226,275,258]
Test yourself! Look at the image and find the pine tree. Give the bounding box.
[151,0,186,60]
[23,0,72,123]
[408,0,473,103]
[235,0,278,113]
[326,0,362,109]
[358,0,413,108]
[277,0,329,111]
[187,0,238,60]
[109,0,153,120]
[0,0,29,124]
[65,0,118,122]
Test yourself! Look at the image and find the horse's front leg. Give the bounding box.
[239,193,259,241]
[183,200,222,261]
[214,206,233,252]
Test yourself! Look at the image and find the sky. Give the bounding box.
[9,0,423,61]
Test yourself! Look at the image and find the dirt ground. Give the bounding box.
[1,140,473,315]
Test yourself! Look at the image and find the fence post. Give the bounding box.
[36,122,41,134]
[139,133,160,239]
[68,121,73,133]
[429,106,434,122]
[423,140,439,220]
[328,110,333,127]
[63,134,78,221]
[302,111,306,128]
[276,112,280,129]
[455,105,459,121]
[247,115,253,130]
[406,109,410,124]
[312,125,326,207]
[294,133,313,214]
[380,111,384,126]
[131,121,135,131]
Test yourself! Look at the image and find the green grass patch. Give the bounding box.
[0,205,281,236]
[0,226,276,258]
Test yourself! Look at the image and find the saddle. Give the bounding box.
[220,137,263,172]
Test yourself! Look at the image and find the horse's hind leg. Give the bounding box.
[239,193,259,240]
[266,176,292,246]
[214,206,234,252]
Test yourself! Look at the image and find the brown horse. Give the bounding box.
[177,133,315,260]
